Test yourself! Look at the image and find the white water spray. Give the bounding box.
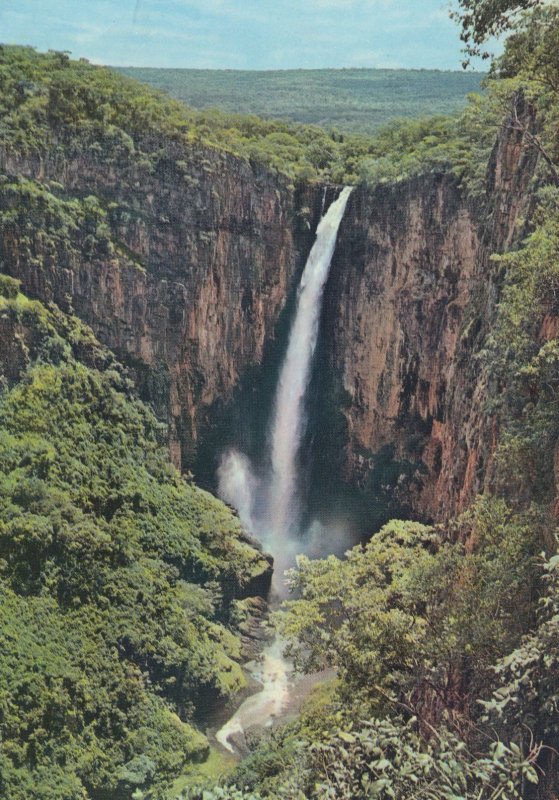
[215,188,352,752]
[268,186,352,543]
[217,188,352,551]
[217,449,259,533]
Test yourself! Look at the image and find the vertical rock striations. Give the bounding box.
[326,109,538,522]
[0,145,312,470]
[0,109,539,524]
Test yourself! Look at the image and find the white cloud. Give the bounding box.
[0,0,472,70]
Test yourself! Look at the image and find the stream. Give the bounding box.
[215,637,291,753]
[215,188,352,754]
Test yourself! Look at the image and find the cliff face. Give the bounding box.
[325,112,538,522]
[0,112,538,523]
[0,144,313,470]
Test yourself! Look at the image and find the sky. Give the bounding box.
[0,0,488,71]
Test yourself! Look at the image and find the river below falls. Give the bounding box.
[209,636,334,756]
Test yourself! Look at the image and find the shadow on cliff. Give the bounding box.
[192,185,413,547]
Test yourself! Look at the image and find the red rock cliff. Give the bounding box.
[0,109,539,522]
[0,143,311,470]
[325,109,538,522]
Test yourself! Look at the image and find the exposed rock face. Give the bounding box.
[322,174,478,521]
[0,109,539,523]
[0,312,37,384]
[325,110,538,522]
[0,144,313,470]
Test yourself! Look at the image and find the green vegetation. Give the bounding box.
[185,509,545,798]
[278,509,539,704]
[0,44,439,186]
[4,4,559,799]
[115,67,484,137]
[0,43,525,192]
[184,7,559,799]
[451,0,542,64]
[0,173,125,279]
[486,188,559,502]
[0,291,269,799]
[0,44,495,189]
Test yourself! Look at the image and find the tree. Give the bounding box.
[451,0,542,65]
[275,506,540,722]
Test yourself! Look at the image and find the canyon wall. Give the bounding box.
[324,110,538,522]
[0,110,539,523]
[0,144,318,470]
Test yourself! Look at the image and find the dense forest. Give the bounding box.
[0,278,273,798]
[2,0,559,798]
[0,45,497,186]
[115,67,484,136]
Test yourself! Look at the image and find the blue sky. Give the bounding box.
[0,0,487,70]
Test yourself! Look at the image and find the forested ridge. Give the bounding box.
[2,2,559,798]
[114,67,484,136]
[0,277,273,798]
[0,44,515,188]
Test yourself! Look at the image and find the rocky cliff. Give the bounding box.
[0,107,539,526]
[322,108,538,523]
[0,143,319,471]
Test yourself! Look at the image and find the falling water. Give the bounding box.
[268,186,353,544]
[215,187,352,751]
[217,450,259,534]
[218,187,352,548]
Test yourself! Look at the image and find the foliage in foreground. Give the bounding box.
[277,511,539,709]
[185,512,551,800]
[0,289,269,799]
[182,716,535,800]
[187,13,559,797]
[451,0,542,64]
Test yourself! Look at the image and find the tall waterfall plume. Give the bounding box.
[268,186,352,545]
[214,186,352,751]
[217,186,352,562]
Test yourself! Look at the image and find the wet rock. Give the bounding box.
[226,731,249,757]
[237,596,274,661]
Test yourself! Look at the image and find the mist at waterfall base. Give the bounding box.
[213,188,352,754]
[217,187,354,586]
[217,449,355,579]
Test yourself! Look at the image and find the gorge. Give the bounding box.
[0,99,537,533]
[2,33,559,800]
[218,187,353,563]
[214,187,352,752]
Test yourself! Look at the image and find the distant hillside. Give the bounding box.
[114,67,485,135]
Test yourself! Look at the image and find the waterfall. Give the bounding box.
[267,186,352,545]
[217,186,352,555]
[215,188,352,752]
